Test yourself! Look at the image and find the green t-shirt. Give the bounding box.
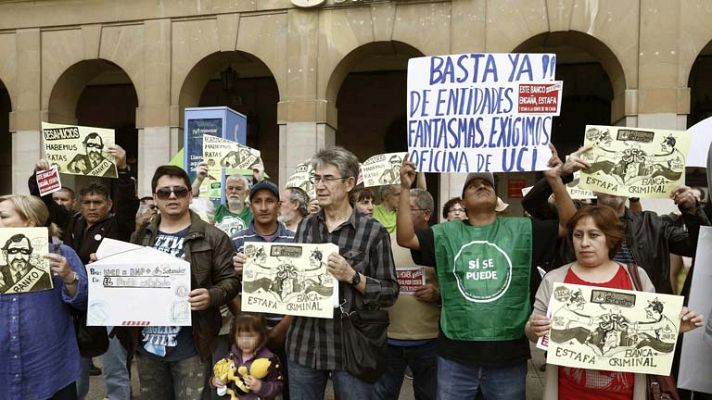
[373,203,397,233]
[214,204,253,239]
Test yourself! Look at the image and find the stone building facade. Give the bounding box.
[0,0,711,214]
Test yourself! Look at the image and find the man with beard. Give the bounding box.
[67,133,117,177]
[279,187,309,232]
[0,233,51,293]
[214,174,253,238]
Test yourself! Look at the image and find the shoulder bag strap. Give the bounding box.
[627,262,643,291]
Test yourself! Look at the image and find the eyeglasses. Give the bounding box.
[411,208,428,212]
[313,175,349,185]
[6,248,31,255]
[155,186,190,200]
[448,208,465,214]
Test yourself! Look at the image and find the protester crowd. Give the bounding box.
[2,142,711,400]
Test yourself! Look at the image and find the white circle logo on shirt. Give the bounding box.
[452,241,513,303]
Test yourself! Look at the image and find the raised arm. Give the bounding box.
[547,145,591,237]
[396,155,420,250]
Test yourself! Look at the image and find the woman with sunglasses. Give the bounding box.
[0,194,88,400]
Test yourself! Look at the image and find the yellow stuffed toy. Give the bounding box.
[213,356,272,399]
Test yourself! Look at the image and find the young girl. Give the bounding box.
[212,313,284,400]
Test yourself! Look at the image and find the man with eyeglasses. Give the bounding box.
[375,188,440,400]
[0,233,52,293]
[129,165,239,400]
[286,146,398,399]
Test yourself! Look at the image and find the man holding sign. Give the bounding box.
[129,165,239,400]
[397,148,584,400]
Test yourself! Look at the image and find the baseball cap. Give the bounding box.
[249,180,280,200]
[462,172,495,197]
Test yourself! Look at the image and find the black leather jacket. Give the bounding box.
[523,176,710,294]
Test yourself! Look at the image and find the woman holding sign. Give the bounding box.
[525,205,703,400]
[0,195,88,400]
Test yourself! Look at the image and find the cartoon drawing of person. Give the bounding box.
[378,155,402,185]
[631,298,677,353]
[66,132,116,177]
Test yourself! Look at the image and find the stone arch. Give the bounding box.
[323,41,424,129]
[177,51,281,121]
[687,40,712,127]
[47,59,138,125]
[514,31,627,123]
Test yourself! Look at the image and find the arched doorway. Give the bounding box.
[514,32,625,157]
[329,41,440,216]
[179,51,279,180]
[686,40,712,187]
[48,59,138,192]
[0,80,11,195]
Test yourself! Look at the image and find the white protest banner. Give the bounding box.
[396,267,426,295]
[407,53,561,173]
[0,227,52,294]
[36,166,62,197]
[361,152,407,188]
[679,226,712,393]
[566,171,596,200]
[579,125,690,198]
[242,242,339,319]
[202,134,261,170]
[42,122,118,178]
[285,161,315,199]
[546,282,683,375]
[87,247,191,326]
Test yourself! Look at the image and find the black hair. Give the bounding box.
[79,181,111,200]
[83,132,104,146]
[151,165,192,193]
[2,233,32,252]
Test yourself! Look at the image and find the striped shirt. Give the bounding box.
[286,209,399,370]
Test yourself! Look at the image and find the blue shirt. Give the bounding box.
[0,244,88,400]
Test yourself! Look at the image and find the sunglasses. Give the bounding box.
[155,186,190,200]
[6,248,31,255]
[86,143,103,149]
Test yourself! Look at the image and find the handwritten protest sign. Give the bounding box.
[202,134,261,170]
[579,125,690,198]
[87,247,191,326]
[242,242,339,319]
[396,267,426,295]
[285,161,315,199]
[407,53,562,173]
[546,282,683,375]
[0,227,51,294]
[361,152,407,187]
[679,227,712,393]
[42,122,118,178]
[36,166,63,197]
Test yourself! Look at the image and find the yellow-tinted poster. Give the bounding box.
[202,135,261,170]
[0,227,52,294]
[42,122,118,178]
[579,125,690,198]
[546,282,683,375]
[361,152,407,188]
[286,161,315,200]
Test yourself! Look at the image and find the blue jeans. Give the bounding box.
[287,360,373,400]
[374,341,437,400]
[436,356,526,400]
[102,332,130,399]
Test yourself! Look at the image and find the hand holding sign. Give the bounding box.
[44,253,73,283]
[326,253,356,283]
[526,314,552,339]
[414,283,439,303]
[233,253,246,274]
[106,145,127,170]
[680,306,704,333]
[35,159,51,172]
[562,145,592,175]
[399,154,417,190]
[189,288,211,311]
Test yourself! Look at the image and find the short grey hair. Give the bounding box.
[225,174,251,189]
[287,187,309,217]
[410,188,434,213]
[310,146,360,181]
